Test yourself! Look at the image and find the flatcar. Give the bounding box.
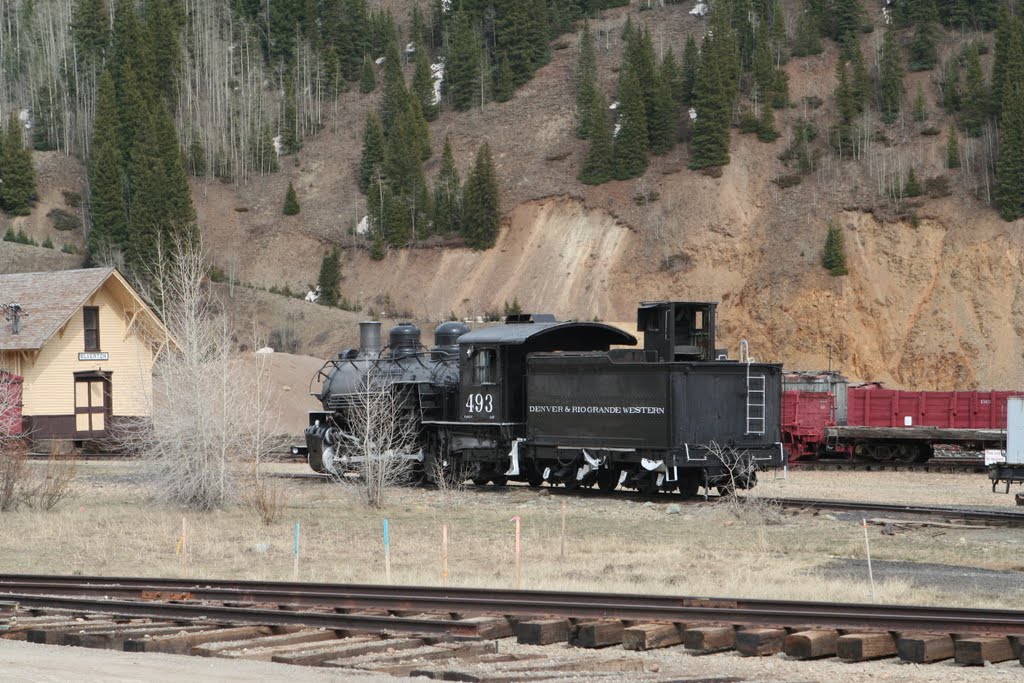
[301,301,786,495]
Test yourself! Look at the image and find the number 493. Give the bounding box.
[465,393,493,414]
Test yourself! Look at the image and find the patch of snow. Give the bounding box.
[356,215,369,235]
[305,286,321,303]
[256,347,275,354]
[688,107,697,121]
[18,109,31,129]
[441,0,451,11]
[613,123,622,137]
[431,60,445,106]
[405,42,416,54]
[609,100,619,110]
[272,134,283,155]
[882,6,891,23]
[375,56,386,65]
[690,2,708,17]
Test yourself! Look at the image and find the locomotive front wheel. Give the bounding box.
[491,476,508,487]
[472,476,488,486]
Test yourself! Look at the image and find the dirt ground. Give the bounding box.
[1,463,1023,680]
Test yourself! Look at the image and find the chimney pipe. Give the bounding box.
[359,321,382,356]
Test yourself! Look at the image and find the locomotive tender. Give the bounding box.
[302,301,786,495]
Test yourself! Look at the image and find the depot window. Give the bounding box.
[472,348,497,384]
[83,307,100,352]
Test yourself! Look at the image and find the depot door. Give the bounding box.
[74,372,111,436]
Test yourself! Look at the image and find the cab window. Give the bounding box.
[471,348,497,384]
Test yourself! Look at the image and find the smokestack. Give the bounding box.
[359,321,382,356]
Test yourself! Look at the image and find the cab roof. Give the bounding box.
[458,321,637,350]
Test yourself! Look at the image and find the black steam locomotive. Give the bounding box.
[300,301,786,495]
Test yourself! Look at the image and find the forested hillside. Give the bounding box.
[1,0,1024,388]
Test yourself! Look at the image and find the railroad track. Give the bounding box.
[1,576,1022,676]
[765,497,1024,527]
[791,458,987,473]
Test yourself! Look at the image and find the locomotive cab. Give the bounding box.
[638,301,718,362]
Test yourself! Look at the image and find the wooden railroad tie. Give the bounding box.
[515,619,569,646]
[783,630,840,660]
[272,637,425,666]
[191,629,341,658]
[836,632,897,662]
[622,623,684,651]
[124,626,278,654]
[570,620,625,648]
[735,628,788,657]
[954,636,1016,666]
[896,634,955,664]
[682,626,736,654]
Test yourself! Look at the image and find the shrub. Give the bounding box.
[62,190,83,208]
[773,174,803,189]
[47,208,82,231]
[822,222,849,276]
[41,237,54,249]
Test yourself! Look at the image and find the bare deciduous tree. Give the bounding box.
[329,365,421,509]
[124,237,278,510]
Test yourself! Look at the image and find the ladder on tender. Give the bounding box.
[740,339,766,436]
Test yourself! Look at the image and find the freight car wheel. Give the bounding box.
[597,468,618,492]
[472,476,488,486]
[677,474,700,498]
[491,476,508,487]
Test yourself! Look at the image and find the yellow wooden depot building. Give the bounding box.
[0,267,167,441]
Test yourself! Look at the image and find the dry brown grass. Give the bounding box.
[1,462,1021,610]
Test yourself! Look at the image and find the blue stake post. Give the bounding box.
[292,521,300,580]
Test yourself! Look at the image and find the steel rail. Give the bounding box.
[0,593,478,636]
[768,497,1024,525]
[2,576,1024,635]
[3,590,1023,636]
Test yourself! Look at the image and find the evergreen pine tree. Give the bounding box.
[832,0,864,43]
[756,104,779,142]
[0,114,37,216]
[412,46,438,119]
[495,0,534,88]
[72,0,109,67]
[877,30,905,123]
[359,112,386,193]
[337,0,370,80]
[991,10,1024,120]
[995,86,1024,221]
[578,90,614,185]
[831,60,856,155]
[660,47,684,107]
[822,223,848,276]
[283,181,300,215]
[145,0,183,103]
[648,73,677,155]
[462,143,500,250]
[433,136,462,235]
[87,70,126,256]
[908,17,939,71]
[408,97,432,160]
[792,6,823,57]
[612,68,648,179]
[360,54,377,93]
[940,55,961,114]
[689,28,734,169]
[493,53,514,103]
[446,9,482,110]
[681,34,699,104]
[379,43,408,133]
[960,44,988,137]
[384,106,422,193]
[842,35,869,110]
[946,125,960,169]
[903,166,921,197]
[575,22,599,139]
[317,246,341,306]
[409,4,429,51]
